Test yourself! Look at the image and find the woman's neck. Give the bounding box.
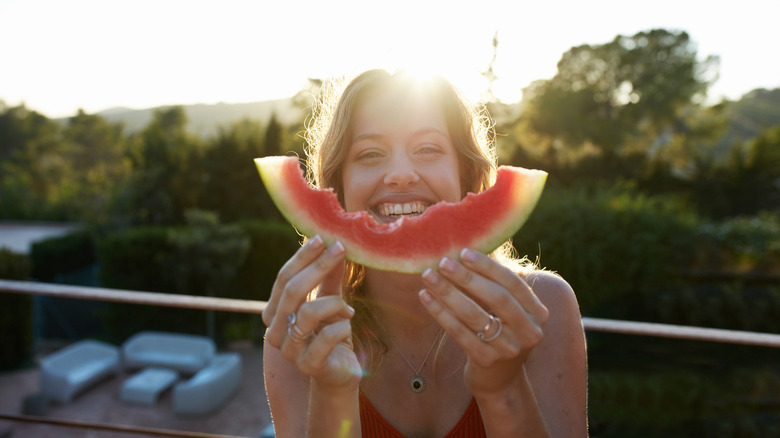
[363,268,439,338]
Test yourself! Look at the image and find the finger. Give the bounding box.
[280,297,354,362]
[267,242,346,346]
[263,235,324,327]
[459,249,549,324]
[418,289,500,366]
[436,256,525,324]
[317,242,346,298]
[295,296,355,335]
[421,268,492,335]
[295,320,353,377]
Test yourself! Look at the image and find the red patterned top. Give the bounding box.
[359,392,487,437]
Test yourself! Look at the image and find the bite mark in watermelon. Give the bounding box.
[255,156,547,273]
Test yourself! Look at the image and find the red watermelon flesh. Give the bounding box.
[255,156,547,273]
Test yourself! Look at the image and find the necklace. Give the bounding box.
[379,323,443,393]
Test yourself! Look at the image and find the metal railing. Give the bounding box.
[2,278,780,437]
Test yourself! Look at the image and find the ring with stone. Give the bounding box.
[476,314,502,342]
[287,312,313,342]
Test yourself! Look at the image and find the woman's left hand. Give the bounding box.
[419,248,549,395]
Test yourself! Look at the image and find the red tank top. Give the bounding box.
[359,392,487,437]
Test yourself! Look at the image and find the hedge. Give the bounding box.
[0,248,33,370]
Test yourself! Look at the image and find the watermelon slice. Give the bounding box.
[255,156,547,273]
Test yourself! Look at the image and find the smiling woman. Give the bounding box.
[259,69,587,437]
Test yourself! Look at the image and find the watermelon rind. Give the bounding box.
[255,156,547,273]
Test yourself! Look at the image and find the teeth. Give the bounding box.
[378,201,427,217]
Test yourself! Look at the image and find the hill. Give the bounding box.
[95,98,305,137]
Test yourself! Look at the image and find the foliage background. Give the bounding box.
[1,27,778,436]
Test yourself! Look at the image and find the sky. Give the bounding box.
[2,0,779,118]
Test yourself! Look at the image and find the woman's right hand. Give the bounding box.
[262,235,360,390]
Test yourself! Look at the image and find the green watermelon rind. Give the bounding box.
[255,156,547,273]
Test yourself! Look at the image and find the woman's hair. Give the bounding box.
[304,69,530,368]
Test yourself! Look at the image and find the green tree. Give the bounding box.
[264,112,283,157]
[0,104,71,219]
[118,107,204,225]
[62,110,130,222]
[199,118,281,222]
[520,29,719,175]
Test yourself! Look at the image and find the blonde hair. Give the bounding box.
[304,69,531,367]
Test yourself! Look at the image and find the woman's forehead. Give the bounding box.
[352,88,447,133]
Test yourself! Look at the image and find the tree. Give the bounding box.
[118,107,204,225]
[520,29,719,174]
[63,110,129,222]
[0,105,71,219]
[264,112,283,157]
[199,118,281,222]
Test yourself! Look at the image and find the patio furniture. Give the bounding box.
[39,339,120,403]
[172,352,242,415]
[122,331,216,374]
[120,367,179,405]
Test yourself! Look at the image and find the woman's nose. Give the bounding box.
[383,156,420,188]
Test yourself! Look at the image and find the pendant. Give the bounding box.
[409,375,426,393]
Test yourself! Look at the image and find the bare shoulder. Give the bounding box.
[524,270,580,317]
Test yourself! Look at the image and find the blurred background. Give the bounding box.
[1,1,779,437]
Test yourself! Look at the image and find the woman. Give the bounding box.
[262,69,587,437]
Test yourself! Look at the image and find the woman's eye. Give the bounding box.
[356,149,383,160]
[417,144,442,154]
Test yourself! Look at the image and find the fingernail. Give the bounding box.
[346,304,355,315]
[419,289,433,304]
[460,248,478,263]
[309,235,323,248]
[439,257,457,273]
[328,241,345,256]
[422,268,439,285]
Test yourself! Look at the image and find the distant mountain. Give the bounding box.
[95,98,305,137]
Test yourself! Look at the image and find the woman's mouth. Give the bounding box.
[373,201,428,222]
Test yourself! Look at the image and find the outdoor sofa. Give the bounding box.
[122,331,216,374]
[39,339,121,403]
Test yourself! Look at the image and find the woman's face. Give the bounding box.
[341,88,462,223]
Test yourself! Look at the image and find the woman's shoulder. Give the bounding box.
[523,269,581,317]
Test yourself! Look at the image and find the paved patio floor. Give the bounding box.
[0,341,272,438]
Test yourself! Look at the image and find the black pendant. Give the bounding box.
[409,375,426,393]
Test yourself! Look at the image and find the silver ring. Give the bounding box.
[476,314,502,342]
[287,313,313,342]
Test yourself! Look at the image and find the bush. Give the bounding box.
[221,220,301,343]
[232,220,301,302]
[30,228,96,281]
[512,182,699,317]
[0,248,33,370]
[97,226,192,341]
[695,212,780,271]
[98,226,174,292]
[95,214,298,343]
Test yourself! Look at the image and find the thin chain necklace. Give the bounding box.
[378,323,443,393]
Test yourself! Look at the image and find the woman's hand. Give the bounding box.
[419,248,549,395]
[262,235,360,390]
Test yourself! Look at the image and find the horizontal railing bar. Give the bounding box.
[0,279,264,314]
[582,317,780,348]
[2,279,780,348]
[0,412,249,437]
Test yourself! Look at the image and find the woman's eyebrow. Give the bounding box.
[352,128,448,143]
[352,132,384,143]
[413,128,449,138]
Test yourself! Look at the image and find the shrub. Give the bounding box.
[0,248,33,370]
[30,228,96,281]
[512,182,699,317]
[695,212,780,271]
[232,220,301,303]
[98,226,174,292]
